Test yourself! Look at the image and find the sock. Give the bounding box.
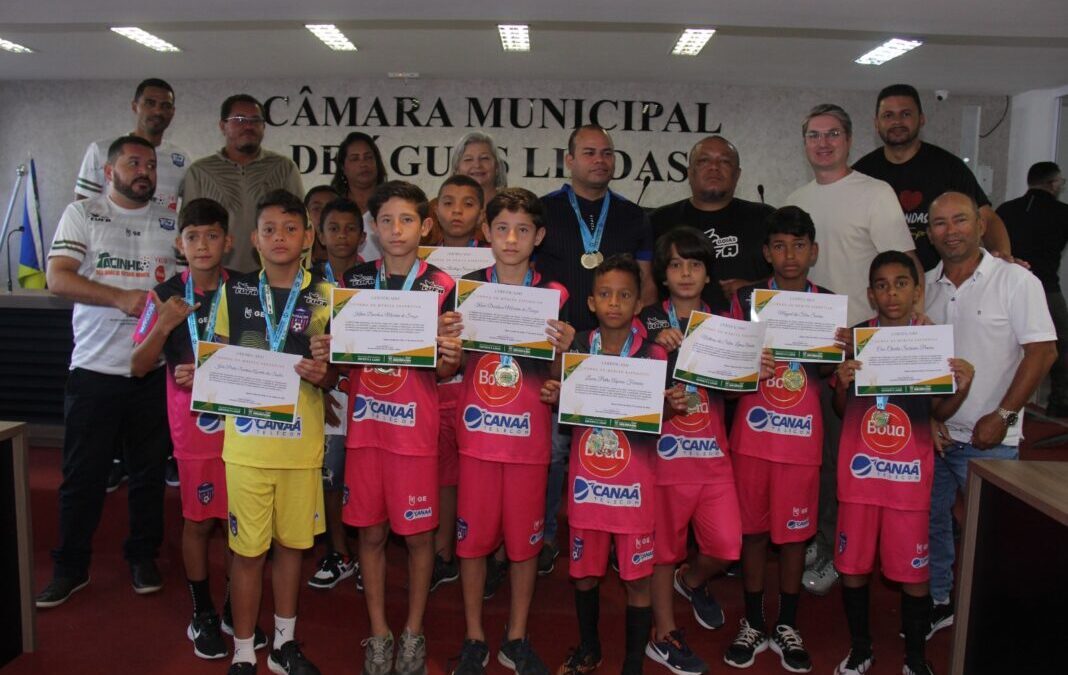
[744,590,766,632]
[574,586,601,658]
[232,636,256,665]
[777,592,800,628]
[623,605,652,675]
[902,593,931,665]
[841,585,871,656]
[274,614,296,650]
[188,577,214,617]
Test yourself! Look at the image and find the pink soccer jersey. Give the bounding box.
[730,361,824,466]
[656,386,734,485]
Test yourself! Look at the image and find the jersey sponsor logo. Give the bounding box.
[196,413,223,434]
[231,281,259,296]
[228,511,238,536]
[631,549,655,565]
[838,531,847,554]
[572,476,642,507]
[657,434,723,460]
[352,395,416,427]
[644,316,670,332]
[197,481,214,504]
[95,252,148,273]
[289,307,311,334]
[159,217,176,231]
[359,366,407,395]
[243,306,265,320]
[456,517,468,541]
[171,152,186,167]
[349,273,375,287]
[418,278,446,295]
[528,518,545,546]
[234,415,303,438]
[760,363,807,408]
[746,406,813,437]
[861,404,912,455]
[578,428,631,479]
[155,265,166,283]
[786,517,810,530]
[303,291,328,307]
[911,555,929,569]
[668,388,711,433]
[89,212,112,223]
[462,405,531,437]
[473,354,523,406]
[403,507,433,521]
[571,535,584,561]
[849,454,921,482]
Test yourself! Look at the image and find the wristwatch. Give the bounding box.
[996,407,1019,426]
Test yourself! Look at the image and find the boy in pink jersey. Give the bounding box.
[559,255,689,675]
[831,251,973,675]
[131,198,238,661]
[447,188,574,675]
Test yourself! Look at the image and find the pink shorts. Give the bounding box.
[455,455,547,561]
[569,528,655,581]
[654,483,742,564]
[177,458,227,522]
[835,502,929,584]
[438,406,459,487]
[733,454,818,544]
[343,447,439,535]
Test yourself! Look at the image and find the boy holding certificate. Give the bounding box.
[830,251,973,675]
[338,181,463,675]
[131,198,236,660]
[213,190,336,675]
[447,187,574,675]
[559,254,689,675]
[725,206,833,673]
[307,197,364,592]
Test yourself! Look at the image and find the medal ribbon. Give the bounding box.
[323,261,337,285]
[185,273,223,353]
[591,325,637,357]
[491,265,534,371]
[375,259,420,291]
[258,268,304,353]
[564,184,610,257]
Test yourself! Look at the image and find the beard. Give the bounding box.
[696,187,731,202]
[879,126,919,148]
[112,174,155,204]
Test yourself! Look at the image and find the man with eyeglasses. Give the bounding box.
[180,94,304,272]
[853,84,1011,271]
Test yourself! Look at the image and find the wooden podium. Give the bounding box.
[0,421,34,667]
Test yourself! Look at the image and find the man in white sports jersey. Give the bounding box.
[74,78,188,212]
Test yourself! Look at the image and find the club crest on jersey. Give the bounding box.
[228,512,238,536]
[463,405,531,437]
[657,434,723,460]
[760,363,807,408]
[456,517,468,541]
[746,406,813,437]
[850,454,921,482]
[196,413,223,434]
[571,536,584,561]
[838,532,847,554]
[234,415,302,438]
[289,307,311,334]
[171,152,186,167]
[473,354,523,406]
[861,404,912,455]
[159,217,176,231]
[197,481,214,504]
[572,477,641,507]
[352,395,416,427]
[578,428,631,478]
[359,365,407,395]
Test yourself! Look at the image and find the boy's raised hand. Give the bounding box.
[547,319,575,352]
[295,357,330,387]
[310,334,331,362]
[665,383,690,414]
[834,326,855,357]
[759,348,777,380]
[437,335,463,369]
[173,363,195,389]
[949,357,975,393]
[439,310,464,338]
[654,327,685,353]
[835,359,863,388]
[540,379,561,405]
[155,291,199,333]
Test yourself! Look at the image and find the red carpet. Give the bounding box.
[9,411,1066,675]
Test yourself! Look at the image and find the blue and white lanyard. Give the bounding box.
[258,268,304,352]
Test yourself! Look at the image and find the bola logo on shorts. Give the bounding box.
[578,428,631,479]
[473,354,523,406]
[196,413,223,434]
[667,387,711,434]
[760,363,807,409]
[234,415,302,438]
[197,481,214,504]
[359,365,406,396]
[861,403,911,455]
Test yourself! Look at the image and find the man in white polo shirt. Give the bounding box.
[923,191,1056,636]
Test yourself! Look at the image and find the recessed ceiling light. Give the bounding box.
[672,28,716,56]
[0,37,33,54]
[855,38,923,65]
[388,72,420,79]
[110,27,180,52]
[498,24,531,52]
[306,24,358,51]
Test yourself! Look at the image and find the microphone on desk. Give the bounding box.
[757,184,766,205]
[636,175,652,206]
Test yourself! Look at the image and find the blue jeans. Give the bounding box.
[928,441,1018,603]
[543,419,572,544]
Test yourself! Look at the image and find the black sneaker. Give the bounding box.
[430,553,460,592]
[451,639,489,675]
[307,550,357,590]
[187,611,228,659]
[130,560,163,594]
[221,608,269,651]
[499,635,550,675]
[673,568,724,630]
[834,648,873,674]
[483,556,509,600]
[106,459,127,493]
[723,619,768,669]
[35,575,90,608]
[228,663,258,674]
[769,624,812,673]
[268,640,320,675]
[645,629,708,675]
[165,455,180,487]
[928,602,954,639]
[557,644,602,675]
[902,662,935,675]
[537,541,559,576]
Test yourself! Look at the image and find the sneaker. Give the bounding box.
[361,632,394,675]
[187,611,228,659]
[724,561,741,578]
[800,556,838,596]
[106,459,127,493]
[430,553,460,592]
[356,568,364,592]
[395,630,428,675]
[537,541,559,576]
[902,663,934,675]
[451,639,489,675]
[834,649,873,674]
[673,568,724,630]
[35,575,90,608]
[165,455,180,487]
[769,625,812,673]
[928,602,954,639]
[803,542,818,569]
[557,644,602,675]
[483,556,509,600]
[645,629,708,675]
[221,610,269,651]
[228,663,257,674]
[130,560,163,594]
[307,551,356,590]
[722,619,768,669]
[268,640,320,674]
[499,635,550,675]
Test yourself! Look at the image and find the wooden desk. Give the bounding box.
[952,460,1068,674]
[0,421,34,666]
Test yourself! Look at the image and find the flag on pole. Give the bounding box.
[18,158,46,289]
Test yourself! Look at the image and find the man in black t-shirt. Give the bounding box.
[651,136,773,302]
[853,83,1011,270]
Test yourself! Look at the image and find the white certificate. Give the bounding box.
[191,342,302,423]
[329,288,438,367]
[853,324,956,396]
[455,279,560,360]
[558,353,668,434]
[417,246,497,279]
[751,289,848,363]
[674,311,767,392]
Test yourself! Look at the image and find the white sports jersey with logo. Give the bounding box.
[74,138,189,212]
[48,195,178,376]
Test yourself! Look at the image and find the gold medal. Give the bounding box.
[685,391,702,413]
[872,410,890,427]
[783,368,804,392]
[494,362,520,387]
[602,430,620,452]
[585,431,605,454]
[580,251,604,270]
[373,366,396,375]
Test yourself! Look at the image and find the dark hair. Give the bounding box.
[220,94,263,121]
[876,84,923,115]
[485,187,545,229]
[255,189,308,229]
[179,198,229,233]
[593,253,641,290]
[438,174,485,206]
[765,206,817,243]
[106,135,155,165]
[653,227,715,287]
[1027,161,1061,187]
[368,181,429,220]
[868,250,919,286]
[134,78,174,101]
[318,198,363,232]
[303,185,339,207]
[330,132,387,195]
[567,123,611,156]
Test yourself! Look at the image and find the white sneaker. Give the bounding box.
[804,541,818,569]
[801,557,838,595]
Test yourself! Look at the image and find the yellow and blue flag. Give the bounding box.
[17,159,45,289]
